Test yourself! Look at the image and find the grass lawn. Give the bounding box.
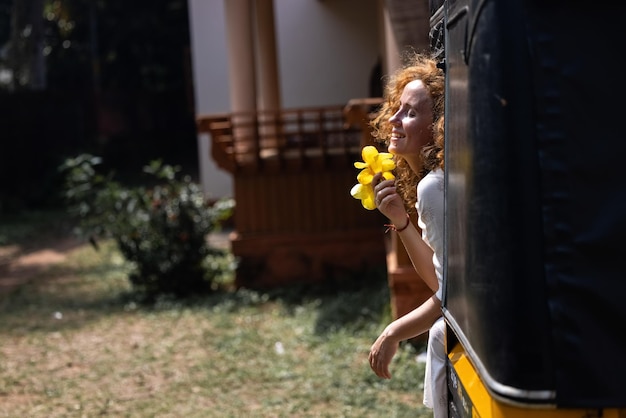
[0,212,431,417]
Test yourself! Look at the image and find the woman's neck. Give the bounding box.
[403,155,423,175]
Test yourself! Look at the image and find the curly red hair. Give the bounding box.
[369,52,445,213]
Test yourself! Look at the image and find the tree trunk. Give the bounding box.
[8,0,46,90]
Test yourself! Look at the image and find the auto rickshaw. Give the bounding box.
[433,0,626,416]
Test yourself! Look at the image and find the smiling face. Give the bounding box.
[387,79,434,160]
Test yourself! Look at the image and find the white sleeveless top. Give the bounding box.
[416,168,445,301]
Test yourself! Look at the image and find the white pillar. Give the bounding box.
[224,0,258,155]
[224,0,257,113]
[382,2,401,76]
[254,0,281,147]
[255,0,281,112]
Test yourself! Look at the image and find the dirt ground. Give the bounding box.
[0,231,231,296]
[0,235,83,295]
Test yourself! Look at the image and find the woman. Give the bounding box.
[367,53,447,417]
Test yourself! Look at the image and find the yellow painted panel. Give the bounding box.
[448,343,624,418]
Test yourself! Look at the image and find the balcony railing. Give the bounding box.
[197,100,383,174]
[196,100,390,289]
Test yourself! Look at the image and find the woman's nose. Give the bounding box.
[389,110,400,125]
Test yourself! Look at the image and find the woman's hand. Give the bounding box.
[368,297,443,379]
[373,172,407,225]
[368,329,400,379]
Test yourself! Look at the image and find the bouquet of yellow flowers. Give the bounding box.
[350,146,395,210]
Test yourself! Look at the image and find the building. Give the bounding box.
[187,0,434,317]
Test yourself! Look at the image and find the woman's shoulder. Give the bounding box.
[418,168,444,195]
[416,168,444,228]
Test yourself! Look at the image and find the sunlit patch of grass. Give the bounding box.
[0,238,431,417]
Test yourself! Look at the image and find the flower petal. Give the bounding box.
[381,159,395,172]
[361,145,379,164]
[357,169,374,185]
[351,183,376,210]
[361,187,377,210]
[382,171,395,180]
[352,146,394,211]
[350,183,365,198]
[370,158,382,173]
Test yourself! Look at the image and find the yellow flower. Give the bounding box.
[350,145,395,210]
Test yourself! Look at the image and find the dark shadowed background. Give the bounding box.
[0,0,197,212]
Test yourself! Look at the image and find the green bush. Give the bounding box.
[59,154,235,299]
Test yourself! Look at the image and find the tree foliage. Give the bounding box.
[0,0,197,212]
[0,0,191,92]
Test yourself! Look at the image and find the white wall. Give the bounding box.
[275,0,381,107]
[187,0,233,199]
[187,0,381,199]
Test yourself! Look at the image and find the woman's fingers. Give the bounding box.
[374,180,400,210]
[373,177,393,194]
[369,338,395,379]
[368,350,385,378]
[369,353,391,379]
[374,179,392,204]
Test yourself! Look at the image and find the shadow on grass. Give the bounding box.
[0,210,76,249]
[0,264,134,334]
[0,256,393,340]
[253,264,392,335]
[1,210,396,340]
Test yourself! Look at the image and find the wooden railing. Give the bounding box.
[197,105,377,174]
[196,100,434,309]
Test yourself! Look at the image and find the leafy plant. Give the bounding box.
[58,154,235,299]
